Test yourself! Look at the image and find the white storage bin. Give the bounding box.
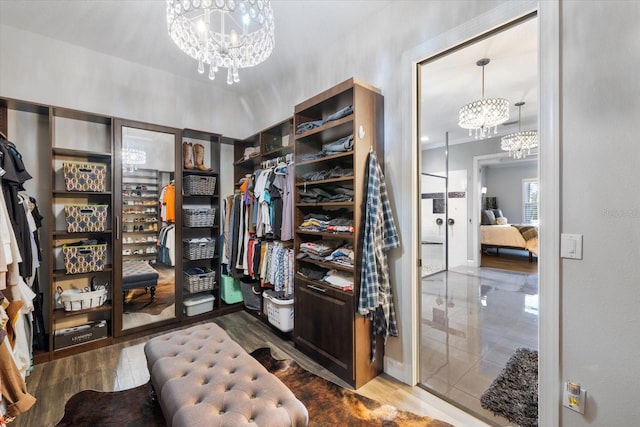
[263,290,294,332]
[56,286,108,311]
[183,293,215,316]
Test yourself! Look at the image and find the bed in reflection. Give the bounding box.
[480,209,538,262]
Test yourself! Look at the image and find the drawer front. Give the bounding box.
[293,280,354,382]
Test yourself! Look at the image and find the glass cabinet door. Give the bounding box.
[113,120,181,336]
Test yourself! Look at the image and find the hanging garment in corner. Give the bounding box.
[358,151,400,361]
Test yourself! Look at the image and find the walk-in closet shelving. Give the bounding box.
[292,78,384,388]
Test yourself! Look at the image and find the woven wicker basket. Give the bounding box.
[184,175,216,195]
[56,287,108,312]
[183,208,216,227]
[183,238,216,260]
[183,268,216,293]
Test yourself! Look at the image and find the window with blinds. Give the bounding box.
[523,179,539,224]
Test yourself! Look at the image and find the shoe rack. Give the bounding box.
[121,168,160,262]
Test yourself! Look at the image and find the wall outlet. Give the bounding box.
[563,381,586,414]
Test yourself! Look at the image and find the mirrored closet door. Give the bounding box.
[113,120,182,336]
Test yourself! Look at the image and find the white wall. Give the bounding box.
[560,2,640,425]
[485,162,537,223]
[0,25,248,139]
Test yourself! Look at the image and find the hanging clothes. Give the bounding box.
[158,182,175,223]
[358,151,400,361]
[157,224,175,266]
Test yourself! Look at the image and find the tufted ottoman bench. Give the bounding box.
[144,322,308,427]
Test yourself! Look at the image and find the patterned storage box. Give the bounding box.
[64,204,108,232]
[183,208,216,227]
[63,161,107,192]
[184,175,216,195]
[183,238,216,260]
[183,267,216,293]
[62,243,107,274]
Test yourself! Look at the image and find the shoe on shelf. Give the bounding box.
[122,249,131,256]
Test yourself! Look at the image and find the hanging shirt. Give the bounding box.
[358,151,400,361]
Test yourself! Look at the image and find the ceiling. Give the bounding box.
[1,1,537,149]
[0,0,394,94]
[420,17,538,149]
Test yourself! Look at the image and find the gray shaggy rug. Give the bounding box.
[480,348,538,427]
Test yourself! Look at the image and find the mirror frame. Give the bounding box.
[113,119,183,337]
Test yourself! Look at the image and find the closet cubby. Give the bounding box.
[292,78,384,388]
[49,107,115,358]
[229,118,294,329]
[181,129,241,319]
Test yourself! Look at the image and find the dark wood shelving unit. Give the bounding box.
[53,302,113,320]
[292,78,384,389]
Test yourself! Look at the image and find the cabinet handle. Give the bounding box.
[307,284,326,293]
[116,215,120,240]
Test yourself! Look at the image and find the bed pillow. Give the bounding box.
[492,208,504,218]
[481,209,496,225]
[496,216,508,225]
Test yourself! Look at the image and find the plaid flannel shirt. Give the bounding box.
[358,152,399,360]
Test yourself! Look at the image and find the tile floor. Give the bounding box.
[420,266,539,426]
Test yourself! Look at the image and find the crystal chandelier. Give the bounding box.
[458,58,509,139]
[501,101,538,159]
[166,0,275,84]
[123,148,146,171]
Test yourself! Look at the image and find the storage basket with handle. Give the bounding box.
[56,286,108,311]
[183,267,216,293]
[64,204,108,232]
[183,238,216,260]
[62,241,107,274]
[183,208,216,227]
[184,175,216,195]
[63,161,107,192]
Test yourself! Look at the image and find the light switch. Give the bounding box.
[561,233,583,259]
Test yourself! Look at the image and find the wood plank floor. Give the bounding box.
[12,310,477,427]
[481,249,538,274]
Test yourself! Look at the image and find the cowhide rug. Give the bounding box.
[56,347,452,426]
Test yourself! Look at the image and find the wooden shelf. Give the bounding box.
[52,147,112,159]
[53,266,113,279]
[296,230,354,238]
[262,145,293,158]
[53,302,113,320]
[296,151,353,167]
[53,230,112,237]
[294,115,353,139]
[296,176,353,187]
[296,201,354,207]
[183,169,219,176]
[298,257,354,273]
[53,191,112,197]
[184,194,219,198]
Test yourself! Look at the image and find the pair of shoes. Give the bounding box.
[123,225,128,232]
[123,249,132,256]
[183,141,212,171]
